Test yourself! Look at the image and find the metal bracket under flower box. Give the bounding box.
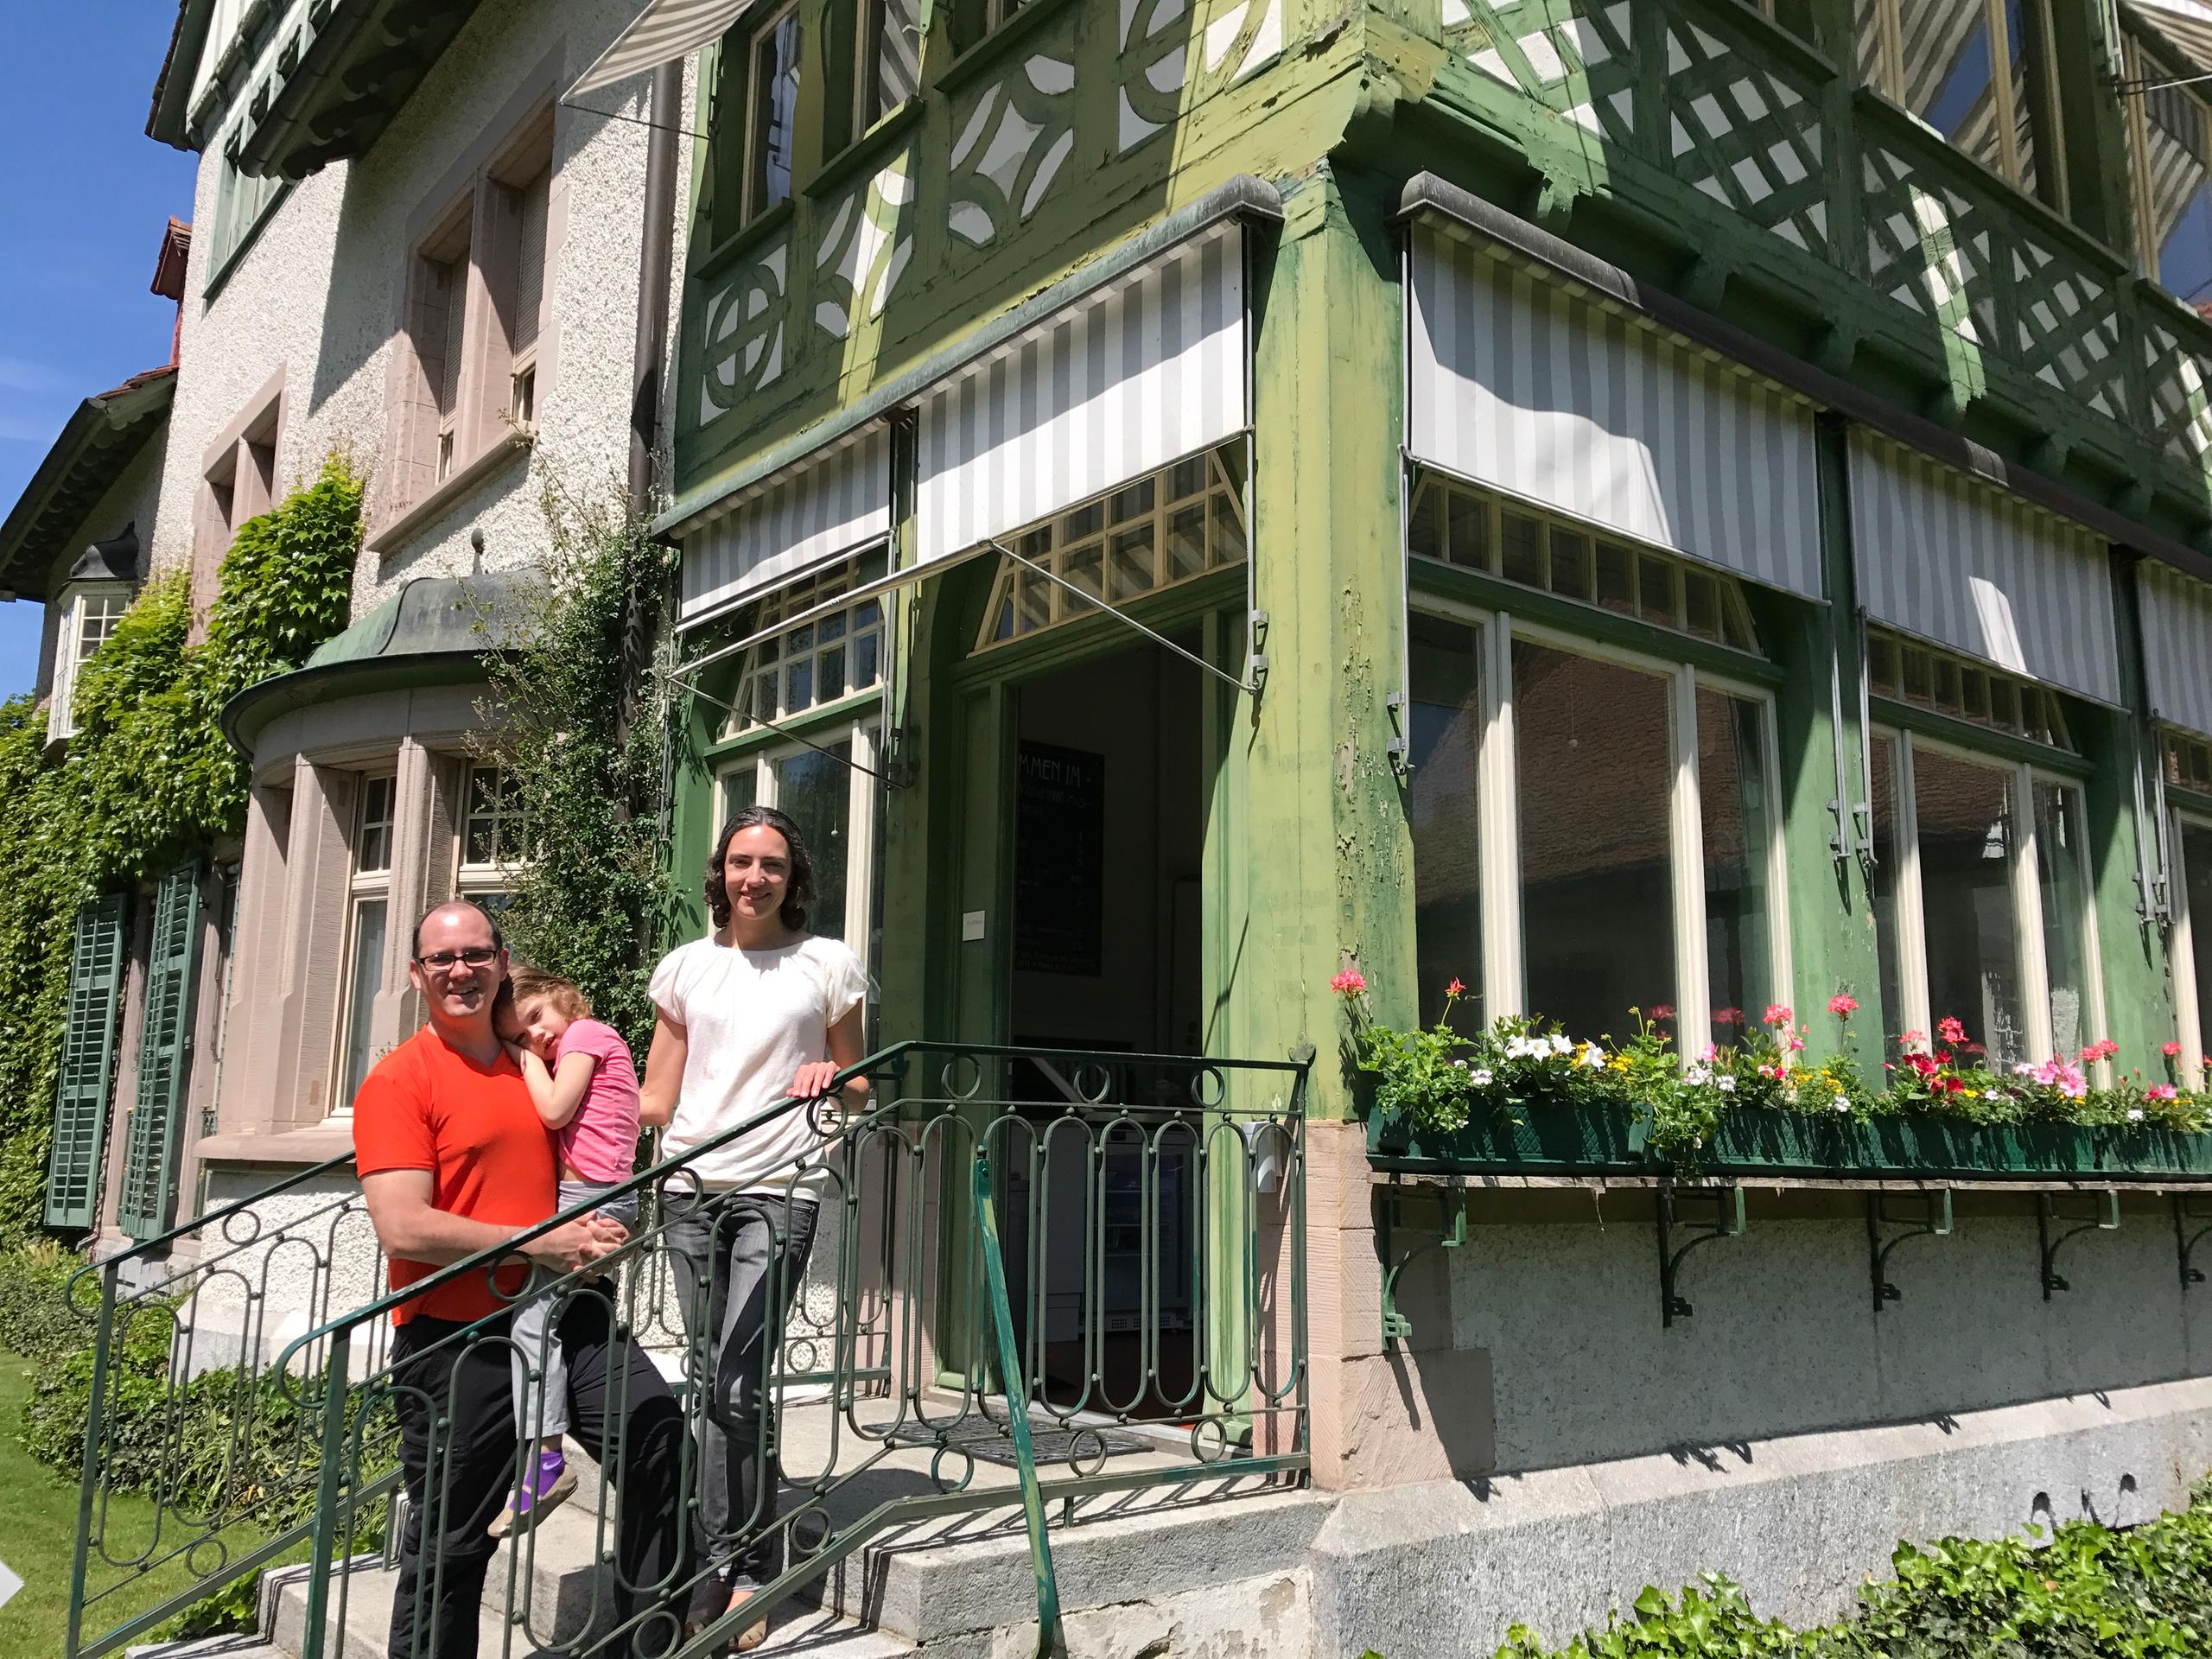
[1867,1189,1955,1312]
[1376,1180,1468,1351]
[2175,1195,2212,1291]
[2037,1190,2120,1299]
[1657,1179,1745,1327]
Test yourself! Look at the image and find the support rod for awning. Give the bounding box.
[984,540,1260,696]
[660,669,906,786]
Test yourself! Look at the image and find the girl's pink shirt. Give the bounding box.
[551,1018,642,1182]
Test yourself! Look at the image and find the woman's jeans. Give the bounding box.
[510,1179,642,1440]
[664,1195,819,1589]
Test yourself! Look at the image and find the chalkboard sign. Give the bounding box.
[1015,741,1105,975]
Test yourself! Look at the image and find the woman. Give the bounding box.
[642,805,868,1651]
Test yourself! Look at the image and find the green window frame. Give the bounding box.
[117,863,205,1242]
[43,893,130,1231]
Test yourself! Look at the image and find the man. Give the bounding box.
[355,899,690,1659]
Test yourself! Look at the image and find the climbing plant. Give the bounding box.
[470,473,679,1053]
[0,454,363,1239]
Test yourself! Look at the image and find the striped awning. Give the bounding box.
[1405,226,1825,601]
[1848,432,2121,706]
[2129,0,2212,77]
[678,426,891,622]
[915,223,1246,566]
[2141,561,2212,741]
[569,0,759,100]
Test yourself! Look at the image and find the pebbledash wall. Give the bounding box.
[132,0,696,1243]
[645,0,2212,1647]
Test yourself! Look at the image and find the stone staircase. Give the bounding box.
[137,1408,1329,1659]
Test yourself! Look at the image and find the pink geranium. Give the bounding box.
[2079,1039,2120,1064]
[2164,1041,2184,1059]
[1827,994,1859,1018]
[1330,969,1366,996]
[1936,1016,1967,1046]
[1762,1004,1793,1028]
[2148,1084,2180,1102]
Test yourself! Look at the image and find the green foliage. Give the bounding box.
[474,474,678,1052]
[0,1239,89,1366]
[1492,1489,2212,1657]
[0,456,363,1238]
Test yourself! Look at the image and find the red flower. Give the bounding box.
[1330,970,1367,996]
[2164,1041,2184,1059]
[1827,994,1859,1018]
[1936,1016,1967,1046]
[1445,977,1465,997]
[1763,1004,1794,1028]
[2078,1039,2120,1064]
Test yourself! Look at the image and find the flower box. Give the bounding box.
[1366,1096,1646,1173]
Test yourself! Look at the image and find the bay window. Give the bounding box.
[1867,728,2102,1069]
[48,583,131,743]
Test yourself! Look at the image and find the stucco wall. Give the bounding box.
[150,0,695,612]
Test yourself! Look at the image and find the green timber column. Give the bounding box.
[1234,162,1414,1115]
[2094,556,2174,1063]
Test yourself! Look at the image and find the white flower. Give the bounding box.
[1684,1063,1711,1087]
[1471,1068,1494,1087]
[2127,1107,2146,1122]
[1503,1035,1531,1059]
[1577,1043,1606,1069]
[1832,1097,1851,1114]
[1452,1058,1468,1069]
[1717,1076,1737,1095]
[1548,1033,1574,1058]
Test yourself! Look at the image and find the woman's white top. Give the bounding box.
[648,932,868,1197]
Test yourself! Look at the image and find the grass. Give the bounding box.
[0,1357,247,1659]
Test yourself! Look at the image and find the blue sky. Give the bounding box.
[0,3,197,700]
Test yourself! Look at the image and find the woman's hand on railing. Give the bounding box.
[790,1062,842,1101]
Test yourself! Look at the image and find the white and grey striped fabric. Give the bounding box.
[1848,431,2122,706]
[1406,227,1824,601]
[568,0,758,100]
[2140,560,2212,739]
[2131,0,2212,79]
[678,426,890,621]
[915,226,1245,566]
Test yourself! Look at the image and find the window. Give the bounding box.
[743,3,802,223]
[206,134,289,288]
[1408,474,1762,653]
[334,773,395,1115]
[2171,814,2212,1088]
[2167,729,2212,794]
[460,764,531,880]
[1866,628,2074,750]
[1868,729,2103,1070]
[48,586,132,743]
[2128,34,2212,308]
[976,448,1248,652]
[857,0,921,131]
[722,554,890,736]
[195,377,283,618]
[1856,0,2064,206]
[1407,609,1790,1055]
[715,723,881,951]
[387,113,556,531]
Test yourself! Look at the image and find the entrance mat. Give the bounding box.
[881,1420,1155,1470]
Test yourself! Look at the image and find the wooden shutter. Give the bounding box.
[43,894,130,1230]
[117,864,204,1242]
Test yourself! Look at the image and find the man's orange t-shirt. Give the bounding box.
[352,1026,556,1325]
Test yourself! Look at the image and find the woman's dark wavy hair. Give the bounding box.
[705,804,817,932]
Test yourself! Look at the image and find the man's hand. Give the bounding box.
[521,1215,628,1274]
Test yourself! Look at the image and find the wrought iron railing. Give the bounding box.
[65,1039,1308,1659]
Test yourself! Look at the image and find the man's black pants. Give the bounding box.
[386,1294,691,1659]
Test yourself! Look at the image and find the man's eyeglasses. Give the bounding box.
[416,947,499,971]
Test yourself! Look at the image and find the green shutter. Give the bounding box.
[117,864,204,1242]
[43,894,130,1230]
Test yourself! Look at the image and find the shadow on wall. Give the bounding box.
[1449,1211,2210,1476]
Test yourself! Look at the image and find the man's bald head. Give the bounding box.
[414,899,505,959]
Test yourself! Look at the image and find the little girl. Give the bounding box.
[491,967,643,1538]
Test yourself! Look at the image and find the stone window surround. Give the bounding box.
[372,48,567,556]
[197,693,497,1165]
[193,365,287,632]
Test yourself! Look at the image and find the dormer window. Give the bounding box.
[47,529,139,746]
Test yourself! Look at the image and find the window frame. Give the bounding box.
[721,552,893,739]
[48,582,134,743]
[2124,28,2212,302]
[713,718,881,960]
[330,771,397,1118]
[852,0,922,140]
[1857,0,2066,209]
[1872,724,2107,1073]
[740,0,803,226]
[204,130,292,296]
[456,761,531,900]
[1408,594,1794,1059]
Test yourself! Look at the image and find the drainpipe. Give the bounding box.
[629,59,683,512]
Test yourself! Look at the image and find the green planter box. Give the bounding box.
[1367,1099,2212,1181]
[1366,1097,1646,1173]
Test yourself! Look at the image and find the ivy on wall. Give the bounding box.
[0,455,363,1241]
[472,477,678,1053]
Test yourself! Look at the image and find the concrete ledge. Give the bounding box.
[1309,1375,2212,1657]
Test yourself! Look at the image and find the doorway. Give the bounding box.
[998,636,1208,1414]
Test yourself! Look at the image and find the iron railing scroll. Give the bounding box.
[66,1039,1309,1659]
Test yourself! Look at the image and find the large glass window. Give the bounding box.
[1408,614,1484,1033]
[2130,38,2212,307]
[1859,0,2061,203]
[725,554,888,735]
[773,743,854,939]
[860,0,921,129]
[1699,686,1777,1036]
[334,772,396,1114]
[745,3,802,222]
[1871,729,2102,1068]
[715,723,880,954]
[1515,641,1680,1042]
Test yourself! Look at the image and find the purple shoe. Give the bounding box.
[490,1450,576,1539]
